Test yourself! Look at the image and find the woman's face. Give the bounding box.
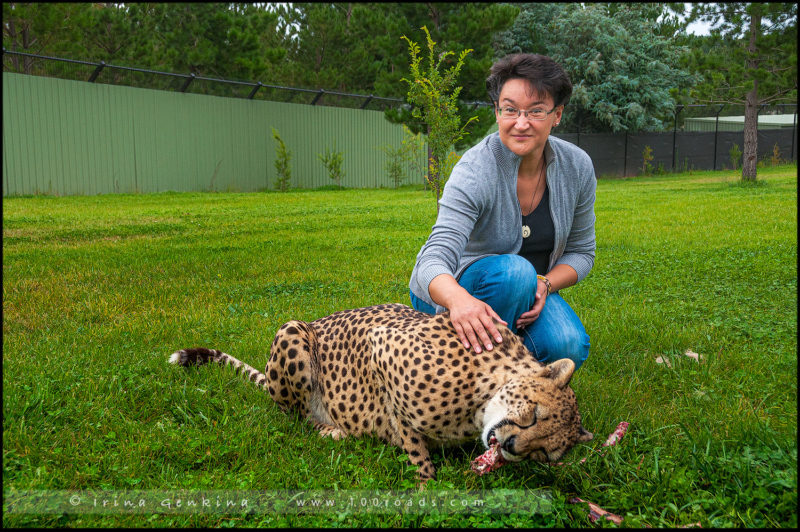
[495,78,562,160]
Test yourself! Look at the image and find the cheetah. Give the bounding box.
[169,303,593,481]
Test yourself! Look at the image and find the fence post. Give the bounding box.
[88,61,105,82]
[623,131,628,177]
[180,73,195,92]
[792,108,797,162]
[248,82,262,99]
[672,105,683,171]
[311,89,325,105]
[360,94,374,109]
[713,104,725,170]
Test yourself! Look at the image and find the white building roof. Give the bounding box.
[684,113,797,131]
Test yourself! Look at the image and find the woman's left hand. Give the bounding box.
[515,279,548,329]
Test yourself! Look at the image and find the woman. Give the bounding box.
[408,53,596,370]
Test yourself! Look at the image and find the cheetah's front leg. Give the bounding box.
[396,418,436,481]
[312,421,347,440]
[369,326,436,482]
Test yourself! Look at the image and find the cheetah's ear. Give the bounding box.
[546,359,576,389]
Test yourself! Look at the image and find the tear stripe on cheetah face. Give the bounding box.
[168,303,592,481]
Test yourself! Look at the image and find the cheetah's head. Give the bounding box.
[481,358,593,463]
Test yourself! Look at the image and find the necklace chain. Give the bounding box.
[523,159,546,216]
[521,158,546,240]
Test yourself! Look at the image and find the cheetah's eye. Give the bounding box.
[515,406,537,428]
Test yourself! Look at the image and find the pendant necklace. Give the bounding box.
[521,159,546,239]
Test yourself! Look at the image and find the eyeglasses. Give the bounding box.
[496,105,559,121]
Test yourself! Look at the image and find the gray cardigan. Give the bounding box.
[409,131,597,312]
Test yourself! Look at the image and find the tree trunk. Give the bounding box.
[425,126,431,180]
[742,82,758,181]
[426,124,440,212]
[742,6,761,182]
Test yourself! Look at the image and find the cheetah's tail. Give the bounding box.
[168,347,268,389]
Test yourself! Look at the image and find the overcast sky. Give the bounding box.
[685,17,713,36]
[678,2,715,36]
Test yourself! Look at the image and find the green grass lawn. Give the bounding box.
[3,165,797,527]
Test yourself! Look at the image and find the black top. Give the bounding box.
[518,184,555,276]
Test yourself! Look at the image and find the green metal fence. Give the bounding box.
[3,72,426,196]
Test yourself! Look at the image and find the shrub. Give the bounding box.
[400,26,478,209]
[381,145,406,188]
[380,125,427,188]
[272,128,292,191]
[642,145,654,175]
[400,125,426,185]
[729,143,742,170]
[441,151,462,185]
[318,147,344,187]
[770,143,783,166]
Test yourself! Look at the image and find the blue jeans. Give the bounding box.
[409,254,590,370]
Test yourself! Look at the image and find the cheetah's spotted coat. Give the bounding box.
[170,304,593,480]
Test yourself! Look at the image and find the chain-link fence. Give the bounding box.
[2,48,495,113]
[2,49,419,111]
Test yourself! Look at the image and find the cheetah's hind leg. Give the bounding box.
[268,320,340,440]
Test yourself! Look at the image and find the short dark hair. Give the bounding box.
[486,54,572,108]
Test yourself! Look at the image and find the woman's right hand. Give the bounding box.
[429,275,506,354]
[449,294,507,354]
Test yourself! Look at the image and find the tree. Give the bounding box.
[685,3,797,181]
[492,3,566,59]
[401,27,478,208]
[128,4,279,88]
[275,3,392,99]
[494,3,697,133]
[2,3,90,73]
[80,3,135,62]
[277,3,350,90]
